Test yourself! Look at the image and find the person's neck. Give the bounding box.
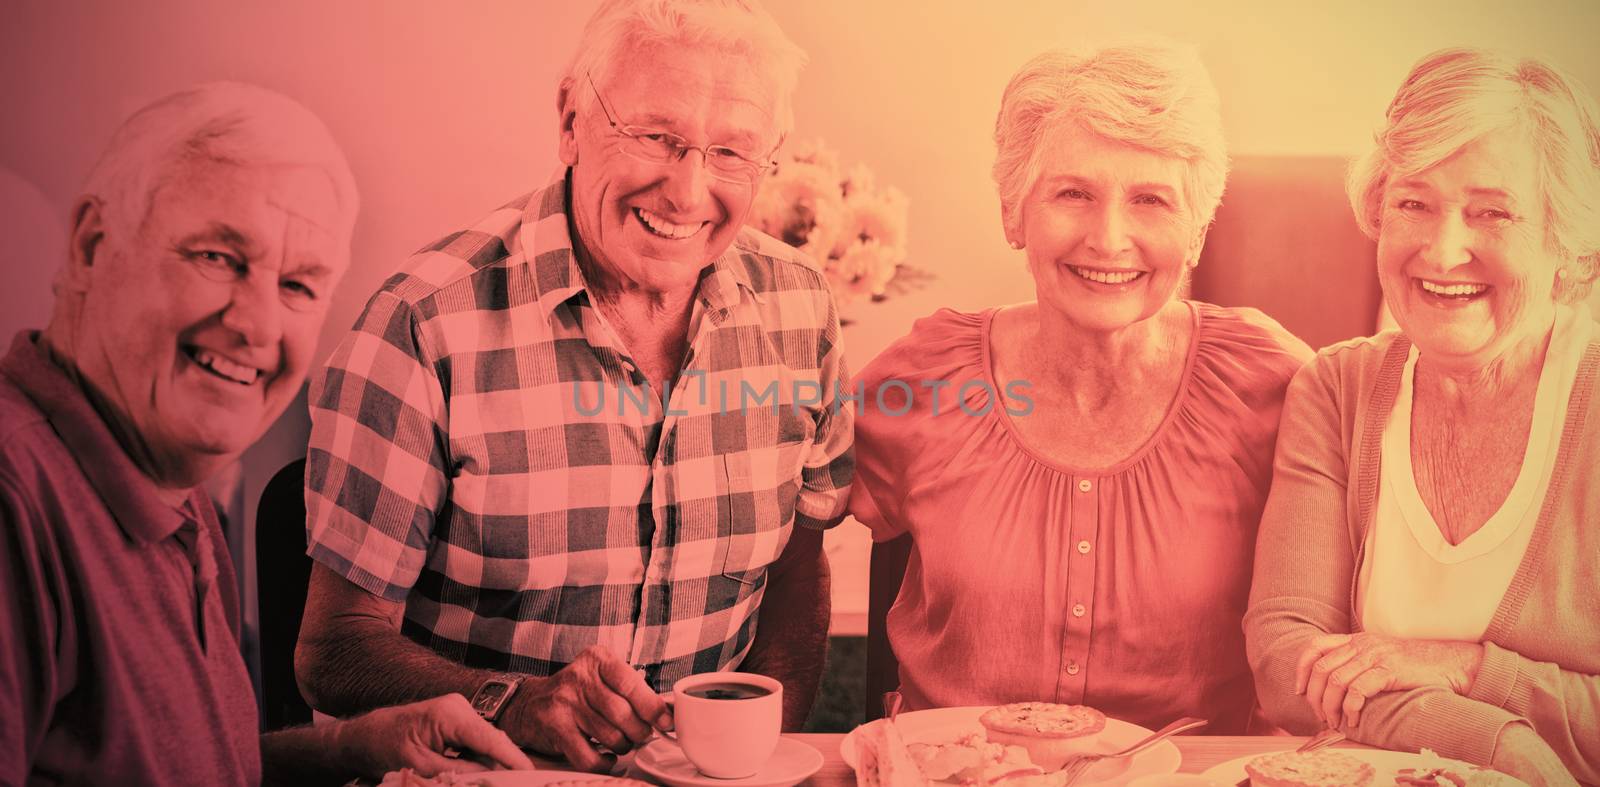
[573,240,697,332]
[1414,318,1554,415]
[38,326,210,507]
[1026,301,1185,412]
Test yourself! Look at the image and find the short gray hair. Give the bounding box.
[1347,48,1600,303]
[992,40,1229,230]
[81,81,359,242]
[563,0,807,142]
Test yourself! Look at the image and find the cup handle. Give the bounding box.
[657,691,677,740]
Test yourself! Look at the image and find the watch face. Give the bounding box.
[473,681,512,714]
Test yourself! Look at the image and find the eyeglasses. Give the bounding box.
[587,75,778,184]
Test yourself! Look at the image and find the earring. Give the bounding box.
[1559,267,1571,280]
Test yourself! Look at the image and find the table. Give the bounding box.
[780,734,1370,784]
[508,733,1376,785]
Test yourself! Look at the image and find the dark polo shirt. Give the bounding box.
[0,333,259,786]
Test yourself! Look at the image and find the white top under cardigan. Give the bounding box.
[1357,307,1590,640]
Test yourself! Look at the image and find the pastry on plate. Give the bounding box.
[1243,749,1376,787]
[978,702,1107,771]
[1394,749,1530,786]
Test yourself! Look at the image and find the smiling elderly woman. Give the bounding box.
[1245,49,1600,784]
[850,41,1310,733]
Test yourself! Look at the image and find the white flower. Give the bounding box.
[750,160,844,261]
[747,139,922,308]
[831,187,909,261]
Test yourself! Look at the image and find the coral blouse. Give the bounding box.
[850,302,1310,733]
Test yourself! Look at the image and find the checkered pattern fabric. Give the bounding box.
[305,171,854,689]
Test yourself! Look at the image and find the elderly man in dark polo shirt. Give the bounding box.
[0,83,533,786]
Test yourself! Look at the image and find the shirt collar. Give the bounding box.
[519,170,588,316]
[0,331,195,544]
[519,168,754,320]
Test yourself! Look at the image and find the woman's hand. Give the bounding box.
[1491,723,1578,786]
[1294,633,1484,728]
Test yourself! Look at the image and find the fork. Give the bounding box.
[1059,717,1208,785]
[882,690,904,722]
[1231,728,1347,786]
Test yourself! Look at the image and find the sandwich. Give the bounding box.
[854,718,929,787]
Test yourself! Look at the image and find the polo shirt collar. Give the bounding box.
[0,332,193,544]
[518,168,753,320]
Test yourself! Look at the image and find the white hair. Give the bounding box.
[563,0,807,140]
[993,40,1229,230]
[1347,48,1600,303]
[80,81,359,242]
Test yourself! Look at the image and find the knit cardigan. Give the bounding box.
[1244,329,1600,784]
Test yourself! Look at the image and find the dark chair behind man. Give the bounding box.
[255,458,313,731]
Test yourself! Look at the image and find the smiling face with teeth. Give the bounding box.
[1006,122,1203,335]
[559,43,779,298]
[1378,128,1563,370]
[53,158,350,488]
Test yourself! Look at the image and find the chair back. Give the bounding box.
[863,533,911,721]
[255,458,313,731]
[1193,155,1381,349]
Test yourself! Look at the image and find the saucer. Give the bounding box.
[631,737,823,787]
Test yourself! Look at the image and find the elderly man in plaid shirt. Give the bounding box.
[295,0,854,771]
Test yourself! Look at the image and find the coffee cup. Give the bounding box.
[666,672,782,778]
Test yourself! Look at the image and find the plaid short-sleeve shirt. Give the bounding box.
[306,171,854,689]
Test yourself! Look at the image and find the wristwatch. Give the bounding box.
[469,674,523,724]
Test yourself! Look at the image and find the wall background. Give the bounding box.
[5,1,1598,362]
[4,1,1598,640]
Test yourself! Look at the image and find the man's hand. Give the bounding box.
[1294,632,1484,728]
[1491,723,1577,786]
[331,693,534,778]
[499,645,672,772]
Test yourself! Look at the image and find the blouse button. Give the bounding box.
[1076,540,1091,555]
[1077,479,1092,493]
[1066,660,1081,675]
[1072,603,1086,617]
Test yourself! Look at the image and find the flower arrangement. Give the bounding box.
[748,140,929,307]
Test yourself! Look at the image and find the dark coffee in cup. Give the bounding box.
[684,682,772,700]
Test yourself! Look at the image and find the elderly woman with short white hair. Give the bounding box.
[1246,48,1600,784]
[850,41,1310,733]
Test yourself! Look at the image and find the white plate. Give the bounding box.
[1199,749,1525,784]
[841,706,1183,785]
[465,771,622,786]
[630,737,823,787]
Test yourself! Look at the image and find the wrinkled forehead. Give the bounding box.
[1031,120,1191,191]
[130,158,354,284]
[600,42,782,146]
[1389,126,1542,197]
[143,158,353,246]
